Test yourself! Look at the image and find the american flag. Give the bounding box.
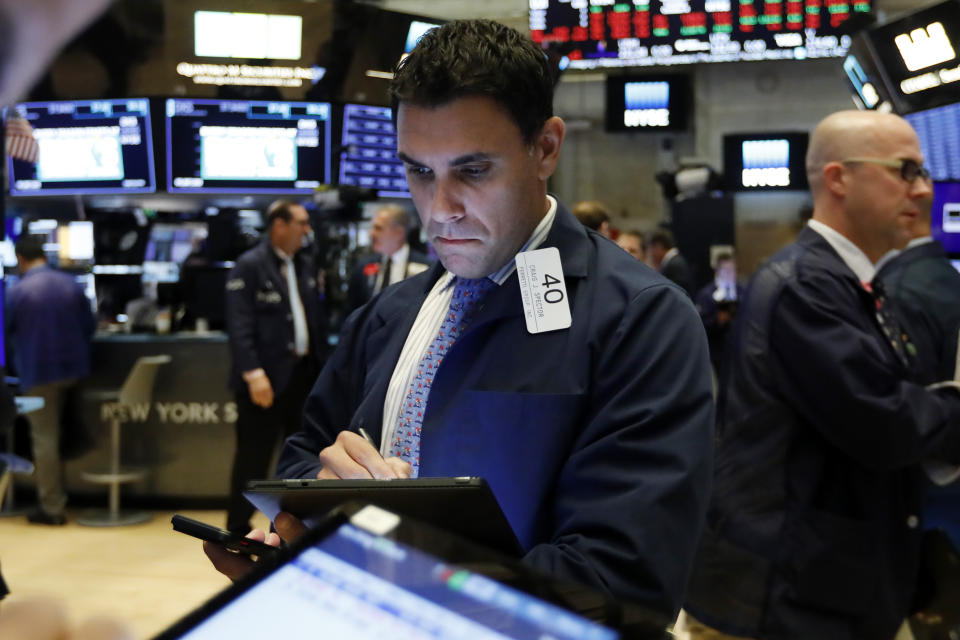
[4,110,39,164]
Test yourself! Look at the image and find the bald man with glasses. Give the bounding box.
[679,111,960,640]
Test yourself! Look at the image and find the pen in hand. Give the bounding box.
[357,427,378,450]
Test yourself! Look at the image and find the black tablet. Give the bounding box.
[155,502,664,640]
[243,476,524,556]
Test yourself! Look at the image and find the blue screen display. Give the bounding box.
[338,104,410,198]
[932,181,960,255]
[7,99,156,196]
[179,520,616,640]
[165,99,331,194]
[906,102,960,182]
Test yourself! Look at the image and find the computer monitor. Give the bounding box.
[144,223,208,264]
[24,219,95,268]
[932,181,960,255]
[6,99,156,196]
[165,99,332,194]
[906,102,960,182]
[338,104,409,198]
[605,74,690,132]
[723,132,809,191]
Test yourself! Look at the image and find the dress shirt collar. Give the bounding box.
[660,247,679,269]
[807,219,877,283]
[388,243,410,265]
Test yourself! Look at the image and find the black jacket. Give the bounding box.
[346,248,431,312]
[684,227,960,639]
[877,240,960,384]
[225,242,327,393]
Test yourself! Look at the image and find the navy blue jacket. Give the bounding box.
[7,265,94,390]
[684,228,960,639]
[877,240,960,384]
[225,242,327,393]
[278,203,715,616]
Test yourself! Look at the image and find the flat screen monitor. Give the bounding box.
[6,99,156,196]
[932,181,960,255]
[338,104,409,198]
[25,219,95,268]
[531,0,872,69]
[605,74,689,132]
[864,0,960,114]
[144,222,208,265]
[906,102,960,182]
[165,99,331,194]
[723,132,809,191]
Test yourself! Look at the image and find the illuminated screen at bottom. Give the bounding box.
[178,523,616,640]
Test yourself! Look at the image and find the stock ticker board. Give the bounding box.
[530,0,872,68]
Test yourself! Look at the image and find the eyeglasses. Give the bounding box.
[841,157,932,183]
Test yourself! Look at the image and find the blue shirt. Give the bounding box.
[7,265,95,390]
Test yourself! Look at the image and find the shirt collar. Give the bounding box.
[439,195,558,291]
[388,243,410,264]
[661,247,679,268]
[807,219,877,283]
[272,245,293,262]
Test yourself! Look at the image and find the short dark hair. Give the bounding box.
[389,19,554,145]
[649,229,676,249]
[14,234,46,262]
[266,200,300,227]
[572,201,611,231]
[620,229,646,244]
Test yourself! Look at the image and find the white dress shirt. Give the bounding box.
[378,196,558,454]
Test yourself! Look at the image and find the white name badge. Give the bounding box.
[515,247,572,334]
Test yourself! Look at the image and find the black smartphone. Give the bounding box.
[171,515,278,557]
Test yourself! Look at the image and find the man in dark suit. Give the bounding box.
[347,204,430,312]
[694,252,744,377]
[7,235,95,525]
[680,111,960,640]
[877,213,960,385]
[224,200,327,534]
[649,229,695,296]
[207,19,714,620]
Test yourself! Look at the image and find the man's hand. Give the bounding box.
[317,431,412,479]
[203,512,306,581]
[246,374,274,408]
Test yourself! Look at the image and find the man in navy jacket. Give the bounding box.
[209,20,714,618]
[681,111,960,639]
[8,235,95,525]
[224,200,328,534]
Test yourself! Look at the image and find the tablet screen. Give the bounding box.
[178,519,617,640]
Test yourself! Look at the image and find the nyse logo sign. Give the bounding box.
[100,401,239,424]
[895,22,956,72]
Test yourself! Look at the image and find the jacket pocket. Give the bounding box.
[782,509,879,615]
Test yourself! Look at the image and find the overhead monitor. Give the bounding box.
[605,74,690,132]
[165,99,331,194]
[723,132,809,191]
[25,219,95,268]
[338,104,409,198]
[530,0,872,69]
[6,99,156,196]
[864,0,960,113]
[905,101,960,182]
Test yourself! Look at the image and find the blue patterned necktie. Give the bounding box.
[389,276,495,476]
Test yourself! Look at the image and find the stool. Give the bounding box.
[78,355,171,527]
